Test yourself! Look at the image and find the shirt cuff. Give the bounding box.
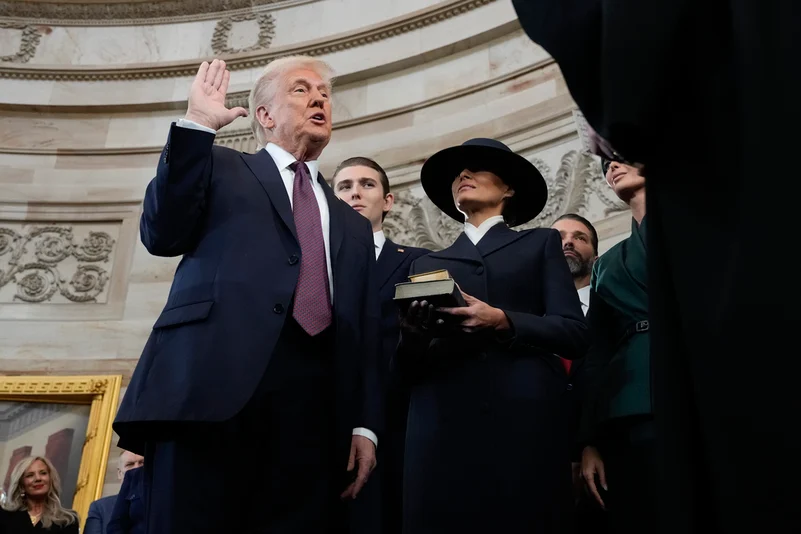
[352,427,378,448]
[176,118,217,135]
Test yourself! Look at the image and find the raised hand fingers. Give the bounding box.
[195,61,210,85]
[211,60,227,90]
[220,69,231,96]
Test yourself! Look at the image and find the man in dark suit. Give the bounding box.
[511,2,800,532]
[107,467,145,534]
[113,56,381,534]
[332,157,428,534]
[85,450,144,534]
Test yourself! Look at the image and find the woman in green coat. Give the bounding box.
[579,158,651,534]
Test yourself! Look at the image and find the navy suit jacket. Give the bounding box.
[107,467,144,534]
[85,495,117,534]
[114,124,382,456]
[376,238,428,382]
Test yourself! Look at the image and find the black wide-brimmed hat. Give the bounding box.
[420,138,548,227]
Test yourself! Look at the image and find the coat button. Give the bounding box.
[480,401,490,413]
[288,254,299,265]
[566,383,574,391]
[476,266,484,275]
[480,353,488,361]
[273,304,284,314]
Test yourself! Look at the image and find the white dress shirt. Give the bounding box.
[373,230,386,259]
[464,215,505,245]
[176,119,376,447]
[577,284,590,316]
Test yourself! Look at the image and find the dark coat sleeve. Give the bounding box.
[107,467,144,534]
[502,230,589,360]
[83,500,105,534]
[511,0,699,164]
[358,218,385,436]
[391,256,434,385]
[576,287,619,445]
[140,123,216,257]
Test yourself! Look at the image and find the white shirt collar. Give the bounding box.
[264,143,320,179]
[373,230,386,259]
[464,215,506,245]
[577,284,591,316]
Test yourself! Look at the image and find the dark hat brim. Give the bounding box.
[420,144,548,227]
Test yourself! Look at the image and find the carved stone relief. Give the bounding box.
[384,149,629,250]
[0,0,496,80]
[0,22,41,64]
[0,223,117,304]
[0,0,287,24]
[211,13,276,55]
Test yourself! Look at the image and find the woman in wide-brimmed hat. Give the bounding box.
[394,138,589,533]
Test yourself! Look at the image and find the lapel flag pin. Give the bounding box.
[398,248,405,253]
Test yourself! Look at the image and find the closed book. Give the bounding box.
[393,278,466,312]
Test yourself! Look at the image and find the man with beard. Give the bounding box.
[552,214,598,315]
[552,214,604,534]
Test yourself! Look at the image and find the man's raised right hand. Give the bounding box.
[184,59,248,131]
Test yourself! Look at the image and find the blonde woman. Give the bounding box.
[0,456,78,533]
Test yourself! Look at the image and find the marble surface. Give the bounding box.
[0,27,24,58]
[20,0,441,66]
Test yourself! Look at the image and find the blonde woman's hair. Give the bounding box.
[248,55,336,148]
[2,456,78,528]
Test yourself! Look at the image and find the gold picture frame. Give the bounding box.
[0,375,122,531]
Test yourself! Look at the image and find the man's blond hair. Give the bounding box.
[248,55,335,147]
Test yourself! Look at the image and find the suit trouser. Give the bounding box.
[595,416,657,534]
[142,319,345,534]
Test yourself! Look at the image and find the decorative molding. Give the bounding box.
[0,203,138,322]
[223,59,551,120]
[0,225,115,304]
[384,149,628,250]
[0,0,497,80]
[0,22,41,64]
[0,376,111,396]
[0,0,307,26]
[211,13,276,55]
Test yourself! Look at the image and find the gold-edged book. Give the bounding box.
[394,270,467,313]
[407,269,451,283]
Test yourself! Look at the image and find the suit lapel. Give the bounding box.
[240,150,298,243]
[475,223,526,257]
[376,238,410,290]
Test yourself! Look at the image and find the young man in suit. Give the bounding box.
[114,56,381,534]
[333,157,428,534]
[84,450,144,534]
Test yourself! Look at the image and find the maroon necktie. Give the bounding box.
[290,161,332,335]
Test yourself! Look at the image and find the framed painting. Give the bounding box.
[0,375,122,530]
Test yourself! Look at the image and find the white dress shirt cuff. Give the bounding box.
[352,427,378,448]
[176,118,217,135]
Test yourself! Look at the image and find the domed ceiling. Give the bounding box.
[1,0,284,24]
